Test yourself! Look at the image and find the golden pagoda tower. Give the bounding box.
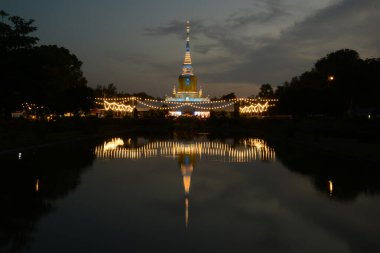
[165,20,210,116]
[177,21,199,99]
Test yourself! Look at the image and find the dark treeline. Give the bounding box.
[0,11,93,118]
[275,49,380,116]
[2,11,380,120]
[0,11,158,119]
[93,83,155,99]
[197,49,380,118]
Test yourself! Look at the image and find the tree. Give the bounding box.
[258,84,274,98]
[1,13,40,117]
[94,83,118,97]
[0,11,93,118]
[0,14,38,52]
[275,49,380,116]
[315,49,360,74]
[220,93,236,100]
[1,44,91,116]
[28,45,89,114]
[0,10,9,23]
[133,92,155,100]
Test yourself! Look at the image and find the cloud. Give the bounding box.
[140,0,379,96]
[223,0,380,86]
[226,0,290,27]
[144,20,184,37]
[192,43,217,54]
[197,0,380,88]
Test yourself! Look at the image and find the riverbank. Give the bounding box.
[1,117,379,163]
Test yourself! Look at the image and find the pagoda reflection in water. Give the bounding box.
[178,153,194,229]
[94,137,276,229]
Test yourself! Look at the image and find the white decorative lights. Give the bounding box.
[239,102,270,114]
[104,101,134,112]
[96,97,278,114]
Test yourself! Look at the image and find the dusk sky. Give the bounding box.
[3,0,380,97]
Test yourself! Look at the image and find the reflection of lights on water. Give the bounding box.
[185,197,189,229]
[18,152,22,160]
[95,138,275,230]
[95,138,275,162]
[103,138,124,151]
[253,139,264,149]
[35,179,39,192]
[328,180,333,196]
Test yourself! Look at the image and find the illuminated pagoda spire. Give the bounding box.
[177,20,198,96]
[182,20,193,75]
[166,20,209,103]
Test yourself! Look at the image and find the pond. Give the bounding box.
[1,134,379,253]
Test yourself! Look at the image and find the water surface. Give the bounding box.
[1,135,379,252]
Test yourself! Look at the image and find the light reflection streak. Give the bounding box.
[35,179,39,192]
[102,138,125,152]
[328,180,333,196]
[94,138,276,162]
[185,197,189,229]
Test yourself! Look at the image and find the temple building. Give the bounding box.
[97,21,274,118]
[166,21,210,117]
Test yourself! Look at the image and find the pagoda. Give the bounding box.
[166,21,208,103]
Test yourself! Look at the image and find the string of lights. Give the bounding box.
[189,102,235,110]
[96,97,278,113]
[95,97,278,104]
[239,102,270,114]
[137,100,187,110]
[95,97,141,102]
[21,102,45,110]
[104,101,135,112]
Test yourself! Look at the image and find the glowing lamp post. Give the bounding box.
[327,75,335,87]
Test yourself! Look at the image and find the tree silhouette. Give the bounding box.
[95,83,118,97]
[258,84,274,98]
[220,93,236,100]
[0,10,9,23]
[0,12,93,118]
[275,49,380,116]
[0,14,38,51]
